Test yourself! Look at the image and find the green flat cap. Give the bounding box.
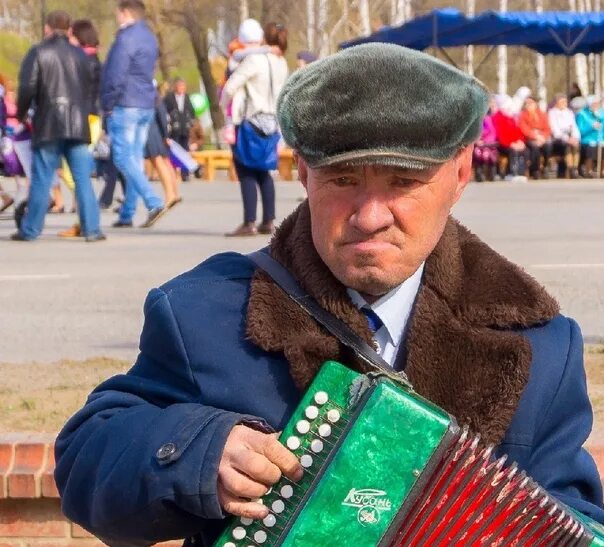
[277,43,489,170]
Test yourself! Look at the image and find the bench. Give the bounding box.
[191,149,297,182]
[191,150,238,182]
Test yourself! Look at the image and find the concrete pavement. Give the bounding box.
[0,177,603,364]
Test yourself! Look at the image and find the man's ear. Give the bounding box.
[296,154,309,190]
[453,145,473,203]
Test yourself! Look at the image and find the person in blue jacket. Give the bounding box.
[55,44,604,546]
[576,95,604,177]
[101,0,166,229]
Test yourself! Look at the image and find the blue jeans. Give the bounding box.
[20,140,101,240]
[107,107,163,222]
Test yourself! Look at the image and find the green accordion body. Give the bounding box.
[214,361,604,547]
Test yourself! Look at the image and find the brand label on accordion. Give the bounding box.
[342,488,392,526]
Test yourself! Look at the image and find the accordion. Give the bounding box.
[215,361,604,547]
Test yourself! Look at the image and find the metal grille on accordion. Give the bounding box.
[214,361,604,547]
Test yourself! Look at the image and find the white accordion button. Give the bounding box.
[318,423,332,437]
[310,439,324,453]
[263,514,277,527]
[296,420,311,434]
[327,409,341,423]
[232,526,246,540]
[254,530,268,544]
[240,517,253,526]
[305,405,319,420]
[300,454,313,468]
[280,484,294,499]
[272,499,285,513]
[286,436,301,450]
[314,391,329,405]
[223,543,236,547]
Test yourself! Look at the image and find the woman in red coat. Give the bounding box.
[492,96,529,181]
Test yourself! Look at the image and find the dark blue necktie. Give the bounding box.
[361,307,383,334]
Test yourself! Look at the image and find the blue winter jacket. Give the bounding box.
[100,20,158,113]
[54,252,604,546]
[576,106,604,146]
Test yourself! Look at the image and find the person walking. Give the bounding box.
[163,78,195,181]
[145,93,181,207]
[10,10,104,242]
[101,0,165,228]
[221,21,289,236]
[59,18,103,238]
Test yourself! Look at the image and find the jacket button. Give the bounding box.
[156,443,177,460]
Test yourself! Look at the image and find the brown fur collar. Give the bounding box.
[246,202,559,445]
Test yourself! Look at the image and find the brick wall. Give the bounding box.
[1,433,604,544]
[0,434,180,547]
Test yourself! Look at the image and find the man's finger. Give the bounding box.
[218,485,269,519]
[231,450,282,485]
[262,436,304,481]
[219,466,271,499]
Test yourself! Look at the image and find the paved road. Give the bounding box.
[1,178,603,364]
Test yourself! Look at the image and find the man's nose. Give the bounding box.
[349,195,394,234]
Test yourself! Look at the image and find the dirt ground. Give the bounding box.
[1,348,604,439]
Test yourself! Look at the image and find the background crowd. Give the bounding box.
[475,85,604,182]
[0,0,602,242]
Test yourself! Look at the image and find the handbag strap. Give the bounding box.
[248,249,413,388]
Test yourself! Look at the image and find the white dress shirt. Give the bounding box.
[347,263,425,367]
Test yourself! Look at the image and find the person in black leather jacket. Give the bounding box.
[11,10,104,242]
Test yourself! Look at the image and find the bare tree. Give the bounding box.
[534,0,547,106]
[307,0,316,51]
[498,0,508,95]
[240,0,249,23]
[390,0,407,25]
[147,0,173,81]
[465,0,475,76]
[162,0,225,133]
[572,0,589,94]
[358,0,371,36]
[317,0,329,56]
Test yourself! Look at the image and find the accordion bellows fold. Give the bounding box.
[246,202,559,445]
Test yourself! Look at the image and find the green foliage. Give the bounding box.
[0,31,32,81]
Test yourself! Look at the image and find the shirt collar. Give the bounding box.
[347,263,425,346]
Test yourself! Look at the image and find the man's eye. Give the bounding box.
[331,177,355,186]
[393,177,419,187]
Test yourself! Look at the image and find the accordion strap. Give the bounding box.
[248,249,413,389]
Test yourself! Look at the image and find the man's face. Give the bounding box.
[299,149,472,298]
[175,81,187,95]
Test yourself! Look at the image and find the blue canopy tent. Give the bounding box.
[340,9,604,56]
[341,9,604,93]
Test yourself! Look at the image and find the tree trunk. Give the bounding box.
[307,0,316,51]
[147,3,171,81]
[534,0,546,106]
[358,0,371,36]
[240,0,249,23]
[571,0,589,94]
[391,0,406,25]
[498,0,508,95]
[318,0,329,56]
[465,0,476,75]
[596,0,602,96]
[188,22,225,136]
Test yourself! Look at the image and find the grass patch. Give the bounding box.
[2,348,604,438]
[0,357,130,433]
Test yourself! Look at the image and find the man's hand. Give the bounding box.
[218,425,304,519]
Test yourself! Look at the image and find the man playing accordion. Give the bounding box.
[55,44,603,545]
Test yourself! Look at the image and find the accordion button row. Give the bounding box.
[225,391,342,547]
